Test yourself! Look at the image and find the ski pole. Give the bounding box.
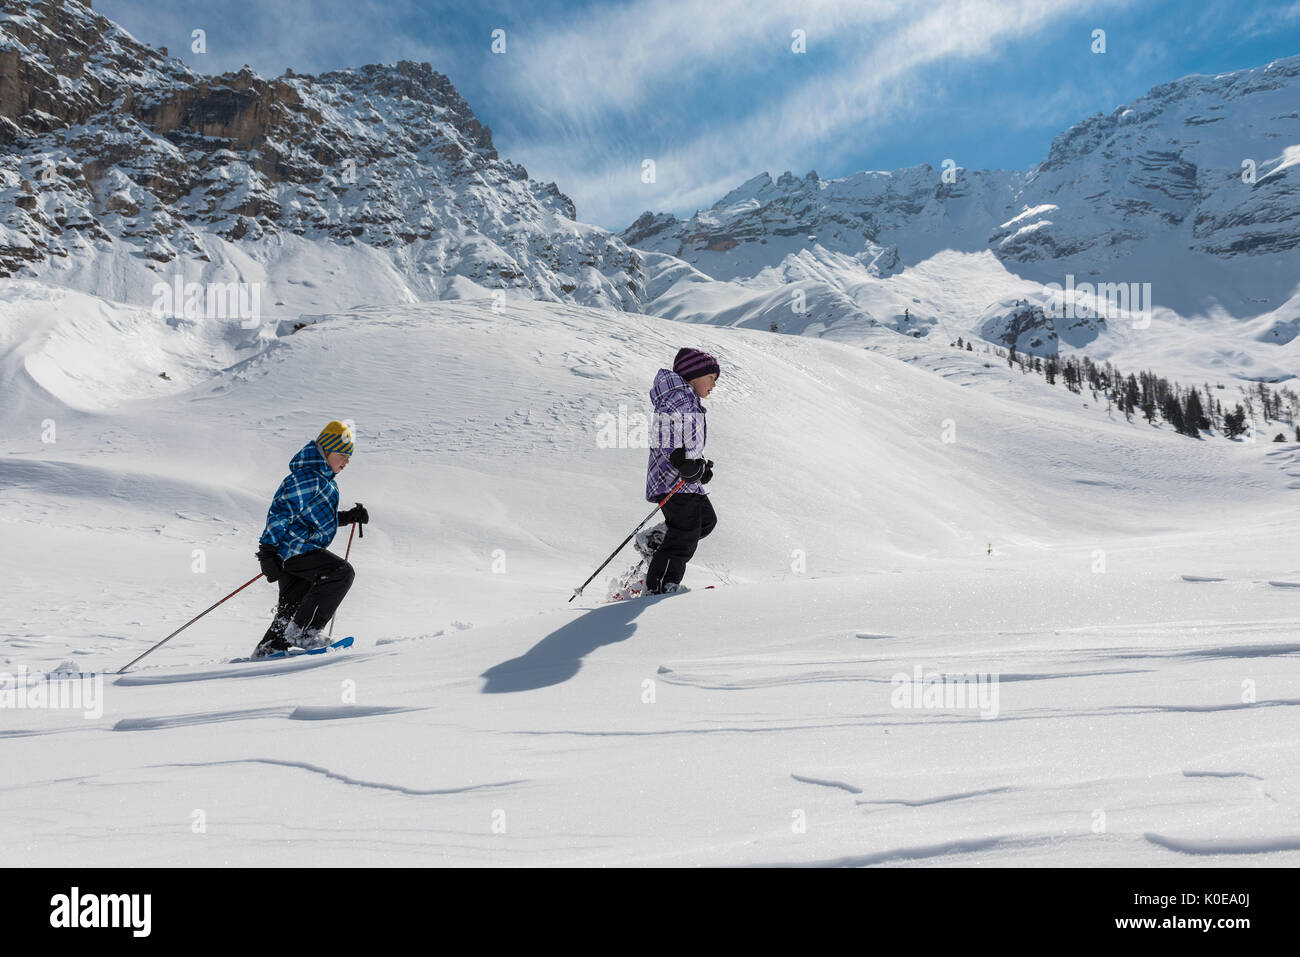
[118,573,263,673]
[569,479,686,602]
[328,521,358,638]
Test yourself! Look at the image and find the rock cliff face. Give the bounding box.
[994,54,1300,266]
[976,298,1109,356]
[0,0,643,309]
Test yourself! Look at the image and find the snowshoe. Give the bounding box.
[606,558,649,602]
[285,621,330,651]
[251,634,291,659]
[634,523,666,562]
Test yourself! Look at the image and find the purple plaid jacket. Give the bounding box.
[645,368,708,502]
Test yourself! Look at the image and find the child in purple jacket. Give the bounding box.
[644,347,719,594]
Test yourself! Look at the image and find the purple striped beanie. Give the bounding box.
[673,347,720,381]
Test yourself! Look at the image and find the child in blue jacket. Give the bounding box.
[252,420,369,658]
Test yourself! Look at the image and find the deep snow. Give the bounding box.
[1,288,1298,865]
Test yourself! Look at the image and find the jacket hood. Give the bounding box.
[651,368,694,407]
[290,440,334,481]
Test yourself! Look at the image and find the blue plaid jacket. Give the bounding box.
[646,368,708,502]
[260,441,340,560]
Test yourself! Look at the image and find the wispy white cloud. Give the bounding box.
[1234,0,1300,40]
[99,0,1143,230]
[503,0,1133,227]
[499,0,903,126]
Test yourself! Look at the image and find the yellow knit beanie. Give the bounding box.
[317,420,355,456]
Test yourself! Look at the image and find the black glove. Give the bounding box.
[338,503,369,527]
[257,543,283,583]
[701,460,714,485]
[669,447,707,482]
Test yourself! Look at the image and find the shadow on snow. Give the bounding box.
[480,596,669,694]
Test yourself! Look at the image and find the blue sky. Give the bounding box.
[99,0,1300,230]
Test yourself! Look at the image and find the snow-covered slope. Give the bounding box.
[636,246,1300,389]
[2,287,1298,865]
[8,567,1300,867]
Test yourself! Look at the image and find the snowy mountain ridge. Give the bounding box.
[624,53,1300,375]
[0,0,644,312]
[3,0,1297,383]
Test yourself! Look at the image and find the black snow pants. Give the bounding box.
[259,548,355,643]
[645,492,717,593]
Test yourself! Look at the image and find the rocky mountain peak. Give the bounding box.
[0,0,641,309]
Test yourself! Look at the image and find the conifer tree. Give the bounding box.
[1184,388,1210,434]
[1223,405,1247,438]
[1163,393,1186,433]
